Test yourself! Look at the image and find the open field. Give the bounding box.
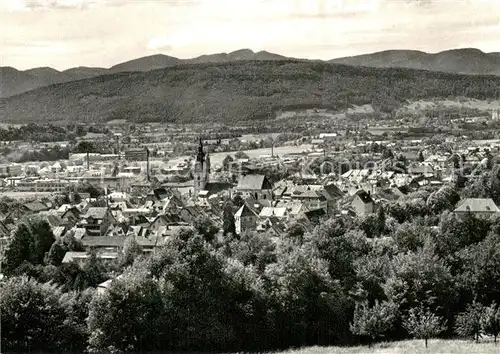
[176,144,313,168]
[276,340,498,354]
[404,99,500,111]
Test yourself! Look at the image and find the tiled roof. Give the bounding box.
[236,174,271,190]
[454,198,500,213]
[355,190,373,204]
[83,207,108,220]
[81,235,127,248]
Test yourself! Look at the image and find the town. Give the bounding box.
[3,106,500,352]
[0,105,499,265]
[3,0,500,352]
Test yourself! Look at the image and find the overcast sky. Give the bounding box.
[1,0,499,70]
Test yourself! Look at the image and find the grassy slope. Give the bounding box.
[1,60,499,124]
[278,340,498,354]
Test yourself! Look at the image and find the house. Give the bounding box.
[79,207,116,236]
[24,201,50,214]
[259,207,288,219]
[234,202,260,235]
[61,207,81,227]
[236,174,273,201]
[149,214,185,234]
[302,207,327,224]
[453,198,500,219]
[256,217,286,236]
[179,206,205,224]
[62,251,118,268]
[80,235,127,251]
[352,190,374,216]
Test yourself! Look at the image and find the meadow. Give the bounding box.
[277,340,498,354]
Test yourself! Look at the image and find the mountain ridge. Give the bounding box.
[1,60,499,125]
[330,48,500,75]
[0,49,291,97]
[1,48,499,98]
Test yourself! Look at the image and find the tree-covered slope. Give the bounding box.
[1,60,499,124]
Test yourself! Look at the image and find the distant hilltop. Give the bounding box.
[2,60,500,125]
[1,48,500,98]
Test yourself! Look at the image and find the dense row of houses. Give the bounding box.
[3,139,500,269]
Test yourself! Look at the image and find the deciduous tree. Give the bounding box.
[403,306,447,348]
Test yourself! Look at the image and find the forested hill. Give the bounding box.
[1,60,499,124]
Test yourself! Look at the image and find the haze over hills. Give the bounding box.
[330,48,500,76]
[1,60,499,125]
[1,48,499,99]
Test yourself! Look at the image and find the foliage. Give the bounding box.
[455,301,484,343]
[2,219,55,275]
[350,300,398,345]
[193,216,220,242]
[3,61,500,124]
[384,244,455,320]
[403,306,447,348]
[222,203,236,236]
[118,236,144,268]
[481,302,500,343]
[87,270,166,352]
[234,150,249,159]
[4,180,500,352]
[0,276,71,352]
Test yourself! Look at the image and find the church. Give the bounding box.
[193,138,211,196]
[192,138,233,199]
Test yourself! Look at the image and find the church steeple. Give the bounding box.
[193,137,210,196]
[196,137,205,164]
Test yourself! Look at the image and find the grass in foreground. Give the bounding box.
[274,339,498,354]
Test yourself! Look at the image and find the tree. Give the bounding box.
[286,220,306,242]
[403,306,447,348]
[232,194,244,209]
[455,301,484,343]
[384,244,455,318]
[265,244,352,347]
[350,300,397,347]
[119,236,144,268]
[59,288,95,352]
[45,240,68,266]
[234,151,249,160]
[87,270,166,352]
[382,148,394,159]
[222,154,234,170]
[426,186,460,214]
[194,216,219,242]
[0,276,69,352]
[481,302,500,344]
[1,223,34,274]
[223,203,236,236]
[377,206,386,236]
[45,233,84,266]
[393,222,427,252]
[457,233,500,305]
[29,218,55,264]
[73,251,108,290]
[418,151,425,162]
[226,231,276,273]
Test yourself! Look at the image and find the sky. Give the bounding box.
[1,0,499,70]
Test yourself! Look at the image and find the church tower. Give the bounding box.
[193,138,210,196]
